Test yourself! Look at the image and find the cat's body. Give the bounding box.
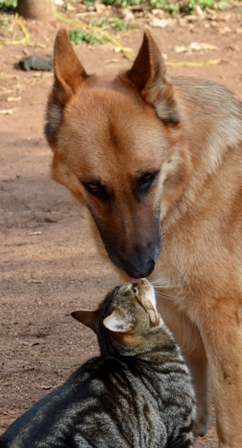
[0,280,195,448]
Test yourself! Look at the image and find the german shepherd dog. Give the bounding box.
[45,29,242,447]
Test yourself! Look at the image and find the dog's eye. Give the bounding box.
[87,184,100,193]
[138,170,159,194]
[142,173,154,183]
[84,182,108,199]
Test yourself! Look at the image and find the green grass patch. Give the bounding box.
[92,16,128,31]
[87,0,229,13]
[67,28,108,45]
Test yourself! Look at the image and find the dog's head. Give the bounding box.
[45,30,192,279]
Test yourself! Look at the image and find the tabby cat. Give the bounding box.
[0,279,196,448]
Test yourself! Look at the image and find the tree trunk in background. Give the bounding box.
[18,0,56,21]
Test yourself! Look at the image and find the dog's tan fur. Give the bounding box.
[45,29,242,447]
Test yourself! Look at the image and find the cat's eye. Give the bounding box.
[131,284,138,294]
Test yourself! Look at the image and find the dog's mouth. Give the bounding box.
[126,276,143,284]
[90,205,161,280]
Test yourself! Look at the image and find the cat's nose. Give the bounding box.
[140,278,148,285]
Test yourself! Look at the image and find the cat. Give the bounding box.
[0,279,196,448]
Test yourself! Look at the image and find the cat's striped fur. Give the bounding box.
[0,279,196,448]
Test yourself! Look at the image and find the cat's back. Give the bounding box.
[126,340,195,448]
[0,356,167,448]
[81,348,195,448]
[0,357,114,448]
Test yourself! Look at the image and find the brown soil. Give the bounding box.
[0,5,242,446]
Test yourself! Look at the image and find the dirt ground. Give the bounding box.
[0,4,242,446]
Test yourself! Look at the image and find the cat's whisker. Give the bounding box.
[151,278,184,289]
[153,283,183,290]
[155,291,183,301]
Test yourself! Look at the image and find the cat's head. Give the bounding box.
[72,279,162,355]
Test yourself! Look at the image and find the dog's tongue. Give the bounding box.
[127,277,142,284]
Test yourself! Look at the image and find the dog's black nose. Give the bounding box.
[124,256,155,279]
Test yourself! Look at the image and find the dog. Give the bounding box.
[45,29,242,447]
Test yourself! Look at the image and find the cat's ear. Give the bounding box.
[103,311,133,333]
[71,309,100,334]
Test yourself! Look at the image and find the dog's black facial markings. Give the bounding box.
[82,170,162,278]
[82,168,160,202]
[88,204,161,278]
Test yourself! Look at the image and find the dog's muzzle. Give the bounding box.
[122,255,155,279]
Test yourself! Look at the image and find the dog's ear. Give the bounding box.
[45,29,89,146]
[126,30,179,125]
[53,29,88,104]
